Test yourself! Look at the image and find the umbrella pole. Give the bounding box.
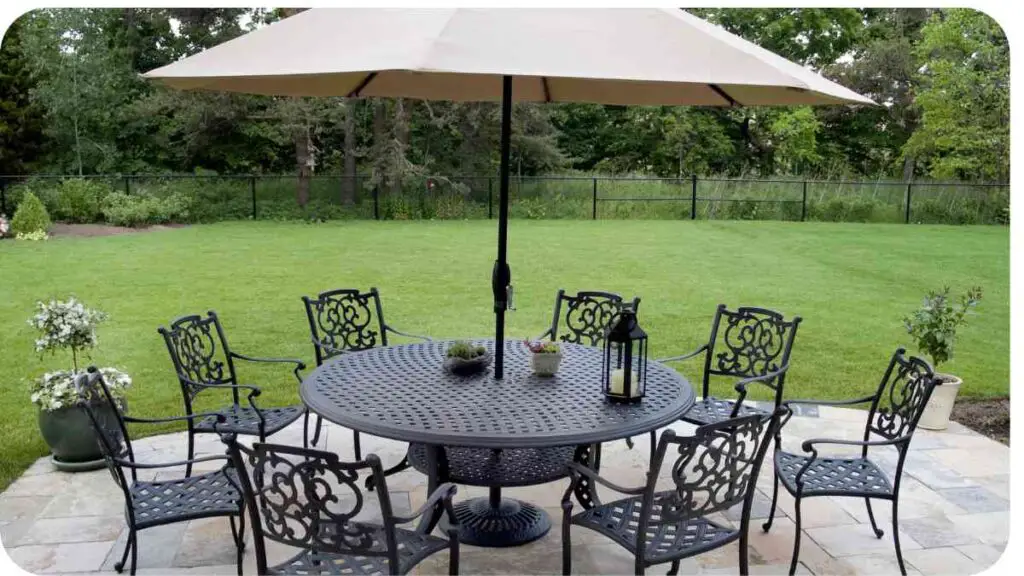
[492,75,513,380]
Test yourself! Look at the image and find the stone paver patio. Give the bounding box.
[0,404,1009,575]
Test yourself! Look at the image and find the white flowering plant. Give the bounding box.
[16,230,49,241]
[27,298,131,412]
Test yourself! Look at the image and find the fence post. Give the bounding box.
[373,187,380,220]
[905,182,913,224]
[592,177,598,220]
[124,175,131,195]
[488,177,493,219]
[801,180,808,222]
[690,175,697,220]
[250,176,257,219]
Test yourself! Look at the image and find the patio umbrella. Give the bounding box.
[144,8,872,379]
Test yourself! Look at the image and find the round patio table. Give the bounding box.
[300,339,694,547]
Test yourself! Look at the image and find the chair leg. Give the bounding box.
[354,430,362,460]
[448,532,459,576]
[312,415,323,446]
[634,559,645,576]
[302,410,310,449]
[788,497,802,576]
[129,530,138,576]
[114,528,134,573]
[865,497,885,538]
[763,468,780,532]
[230,515,244,576]
[648,430,657,469]
[892,499,907,576]
[740,523,750,576]
[667,560,680,575]
[185,431,195,478]
[561,500,573,575]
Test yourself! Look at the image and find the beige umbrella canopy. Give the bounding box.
[145,8,872,106]
[145,8,871,381]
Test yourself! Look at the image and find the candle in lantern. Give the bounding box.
[611,368,639,396]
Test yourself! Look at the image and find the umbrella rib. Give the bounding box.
[542,77,552,102]
[708,84,741,106]
[348,72,378,98]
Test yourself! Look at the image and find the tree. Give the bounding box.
[0,17,46,174]
[903,9,1009,181]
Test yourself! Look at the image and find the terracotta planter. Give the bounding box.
[530,352,563,377]
[918,373,962,431]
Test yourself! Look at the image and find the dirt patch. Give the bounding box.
[950,397,1009,445]
[49,223,186,238]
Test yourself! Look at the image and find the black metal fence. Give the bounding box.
[0,173,1010,226]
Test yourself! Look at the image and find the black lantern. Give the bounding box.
[602,305,647,403]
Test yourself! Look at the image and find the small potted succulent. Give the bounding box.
[903,286,982,430]
[444,340,491,376]
[524,339,563,377]
[28,297,131,471]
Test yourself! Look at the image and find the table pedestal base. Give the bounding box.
[441,493,551,547]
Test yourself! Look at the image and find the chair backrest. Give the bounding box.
[701,305,802,399]
[549,289,642,347]
[864,348,940,447]
[640,410,783,553]
[158,311,238,407]
[75,368,138,491]
[225,438,402,574]
[302,288,388,365]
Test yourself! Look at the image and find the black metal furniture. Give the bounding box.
[561,409,785,576]
[300,339,695,548]
[764,348,940,576]
[537,289,641,346]
[302,287,431,457]
[159,311,308,477]
[75,368,245,576]
[223,435,460,576]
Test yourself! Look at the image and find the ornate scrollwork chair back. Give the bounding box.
[160,312,238,406]
[703,305,801,403]
[76,369,136,492]
[226,438,459,575]
[542,289,642,347]
[865,351,938,447]
[302,288,388,364]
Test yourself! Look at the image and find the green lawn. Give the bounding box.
[0,220,1008,490]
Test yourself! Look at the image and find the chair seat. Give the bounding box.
[775,450,893,498]
[407,444,575,487]
[571,494,739,563]
[194,404,305,436]
[267,526,449,575]
[129,467,242,529]
[682,397,768,426]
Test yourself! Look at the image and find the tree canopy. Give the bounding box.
[0,8,1009,186]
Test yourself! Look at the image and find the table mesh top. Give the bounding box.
[301,340,694,448]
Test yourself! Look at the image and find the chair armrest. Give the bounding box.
[384,325,432,342]
[393,483,458,525]
[123,411,228,425]
[656,343,709,364]
[784,395,877,409]
[801,437,904,453]
[179,376,263,398]
[114,453,230,471]
[564,462,647,497]
[229,352,305,382]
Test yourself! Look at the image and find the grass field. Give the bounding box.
[0,220,1009,490]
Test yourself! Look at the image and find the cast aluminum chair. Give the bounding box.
[764,348,940,576]
[223,434,460,575]
[159,310,308,477]
[537,289,642,346]
[302,287,431,457]
[561,409,786,575]
[76,368,245,576]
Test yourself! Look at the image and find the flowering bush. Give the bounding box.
[16,230,49,241]
[0,213,9,238]
[27,298,128,412]
[30,368,131,412]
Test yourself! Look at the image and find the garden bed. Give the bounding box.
[951,397,1009,444]
[49,223,186,237]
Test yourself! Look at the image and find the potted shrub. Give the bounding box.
[28,298,131,471]
[524,339,563,377]
[444,341,491,376]
[903,286,982,430]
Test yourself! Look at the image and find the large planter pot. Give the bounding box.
[530,352,564,377]
[37,401,121,472]
[918,373,962,431]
